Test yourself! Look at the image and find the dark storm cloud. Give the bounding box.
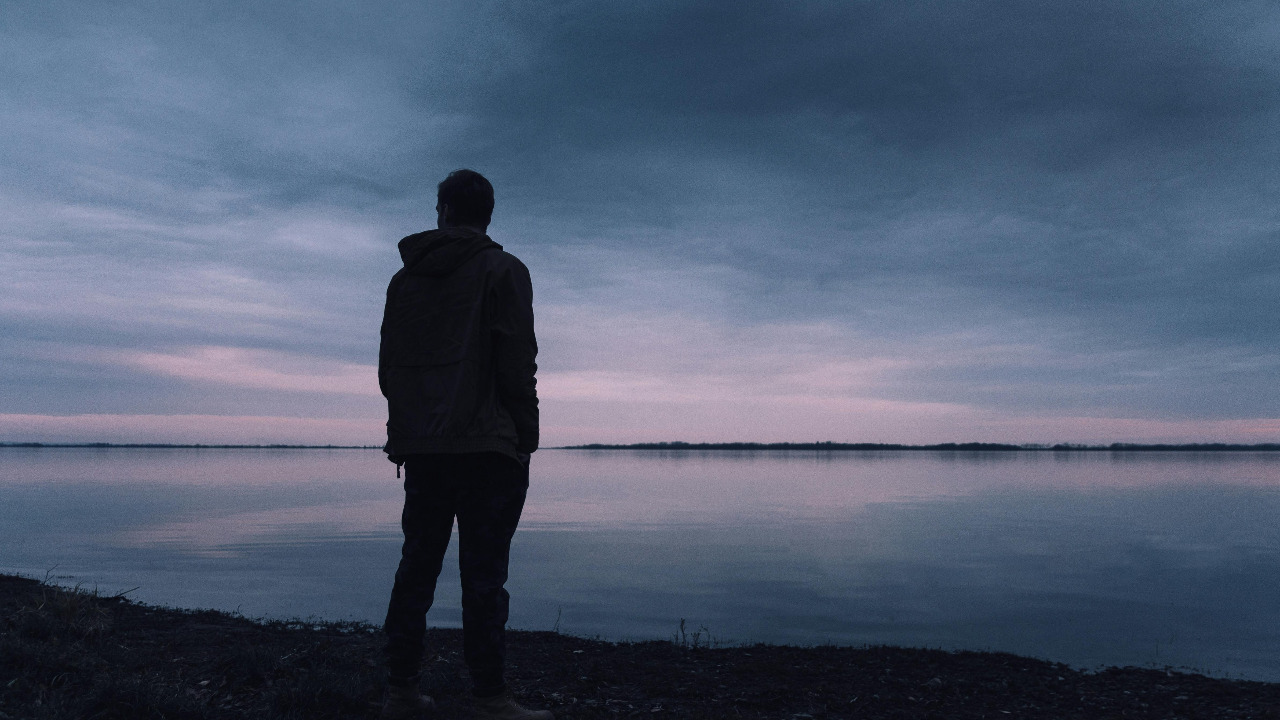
[468,2,1279,267]
[437,0,1280,417]
[2,0,1278,438]
[465,1,1278,178]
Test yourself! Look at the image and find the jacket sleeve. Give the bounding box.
[377,270,404,400]
[491,257,539,453]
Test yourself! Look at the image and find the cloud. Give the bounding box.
[0,413,382,446]
[1,0,1277,442]
[112,346,378,396]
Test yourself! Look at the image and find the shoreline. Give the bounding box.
[562,442,1280,452]
[4,441,1280,451]
[3,573,1278,719]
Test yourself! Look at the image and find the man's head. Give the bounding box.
[437,169,494,231]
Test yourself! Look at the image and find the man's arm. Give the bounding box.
[492,257,539,453]
[377,270,405,399]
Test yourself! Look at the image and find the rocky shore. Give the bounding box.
[2,573,1277,719]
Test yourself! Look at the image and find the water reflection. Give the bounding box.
[2,448,1279,680]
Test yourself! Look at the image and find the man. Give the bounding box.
[379,169,551,720]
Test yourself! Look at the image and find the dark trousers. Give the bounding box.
[383,452,529,697]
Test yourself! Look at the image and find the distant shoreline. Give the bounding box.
[0,443,380,449]
[3,441,1278,452]
[560,441,1280,452]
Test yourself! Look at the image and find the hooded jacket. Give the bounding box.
[379,227,538,463]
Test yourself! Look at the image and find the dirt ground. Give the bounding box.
[2,573,1278,719]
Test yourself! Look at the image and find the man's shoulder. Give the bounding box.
[482,244,531,276]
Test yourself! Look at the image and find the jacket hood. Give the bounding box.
[397,227,503,277]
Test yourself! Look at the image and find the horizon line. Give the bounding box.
[0,442,380,449]
[560,441,1280,451]
[3,441,1279,451]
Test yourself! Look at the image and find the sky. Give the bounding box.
[2,0,1279,446]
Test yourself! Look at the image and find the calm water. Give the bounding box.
[2,447,1279,680]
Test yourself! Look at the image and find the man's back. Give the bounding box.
[379,226,539,463]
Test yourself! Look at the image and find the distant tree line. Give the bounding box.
[563,441,1280,452]
[4,441,1277,452]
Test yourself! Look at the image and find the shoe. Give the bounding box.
[473,690,554,720]
[381,683,436,719]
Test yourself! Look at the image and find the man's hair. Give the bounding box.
[438,169,494,226]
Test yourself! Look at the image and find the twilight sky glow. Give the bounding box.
[3,1,1279,445]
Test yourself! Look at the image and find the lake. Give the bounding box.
[1,447,1279,681]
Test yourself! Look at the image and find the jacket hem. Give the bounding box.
[385,437,521,463]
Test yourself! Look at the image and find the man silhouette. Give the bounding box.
[379,169,550,720]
